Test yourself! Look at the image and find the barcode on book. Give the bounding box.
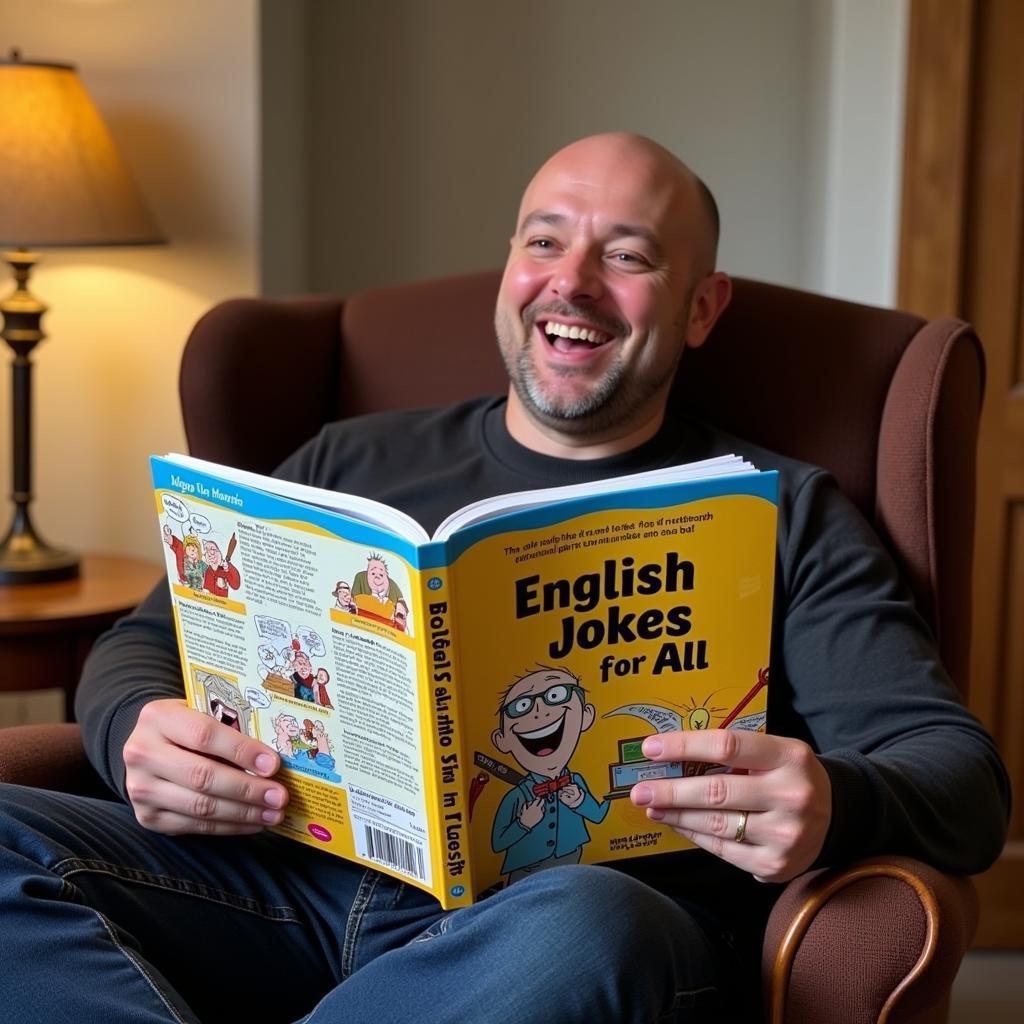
[360,824,426,881]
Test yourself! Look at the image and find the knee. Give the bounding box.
[506,864,690,962]
[488,867,714,1021]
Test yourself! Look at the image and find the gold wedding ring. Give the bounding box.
[734,810,748,844]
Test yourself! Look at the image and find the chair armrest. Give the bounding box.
[0,723,99,794]
[763,856,978,1024]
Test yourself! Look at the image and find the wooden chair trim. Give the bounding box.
[769,861,941,1024]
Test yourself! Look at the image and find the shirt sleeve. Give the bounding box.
[775,469,1010,873]
[74,580,183,799]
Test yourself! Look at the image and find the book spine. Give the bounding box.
[418,562,474,909]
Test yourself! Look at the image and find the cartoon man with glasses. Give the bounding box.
[490,666,609,882]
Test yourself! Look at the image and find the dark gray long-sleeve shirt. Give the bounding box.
[76,396,1010,936]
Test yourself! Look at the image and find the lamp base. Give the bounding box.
[0,248,80,585]
[0,533,80,585]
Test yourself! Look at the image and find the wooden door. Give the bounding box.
[899,0,1024,947]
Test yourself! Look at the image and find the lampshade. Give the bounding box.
[0,55,164,247]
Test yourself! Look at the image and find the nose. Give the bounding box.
[551,248,603,304]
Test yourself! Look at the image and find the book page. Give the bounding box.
[152,457,438,895]
[433,455,751,539]
[165,453,430,544]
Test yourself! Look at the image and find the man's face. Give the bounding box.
[491,669,594,778]
[495,137,704,438]
[367,559,389,591]
[184,541,200,564]
[337,583,352,602]
[204,542,223,568]
[293,652,312,678]
[275,715,299,738]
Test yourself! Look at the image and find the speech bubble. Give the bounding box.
[244,687,271,709]
[295,626,325,658]
[728,711,767,732]
[257,643,279,667]
[190,513,212,535]
[604,703,683,734]
[161,494,189,523]
[254,615,291,643]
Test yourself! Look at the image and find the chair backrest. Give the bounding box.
[180,271,984,693]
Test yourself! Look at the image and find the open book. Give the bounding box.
[152,451,778,909]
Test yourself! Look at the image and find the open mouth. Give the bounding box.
[515,715,566,757]
[542,321,613,352]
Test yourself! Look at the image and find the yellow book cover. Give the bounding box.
[151,454,777,910]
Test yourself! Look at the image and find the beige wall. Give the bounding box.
[302,0,812,297]
[2,0,258,563]
[1,0,905,566]
[295,0,905,305]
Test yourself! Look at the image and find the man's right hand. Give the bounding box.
[123,699,289,835]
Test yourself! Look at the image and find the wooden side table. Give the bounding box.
[0,553,163,721]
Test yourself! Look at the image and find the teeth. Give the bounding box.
[518,718,563,740]
[544,322,608,344]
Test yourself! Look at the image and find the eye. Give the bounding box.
[544,684,569,704]
[511,696,535,716]
[525,237,560,254]
[608,250,650,268]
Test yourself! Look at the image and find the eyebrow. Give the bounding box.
[518,210,665,258]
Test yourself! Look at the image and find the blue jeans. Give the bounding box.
[0,784,743,1023]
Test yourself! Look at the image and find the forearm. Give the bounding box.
[74,580,185,800]
[780,472,1010,874]
[817,724,1009,873]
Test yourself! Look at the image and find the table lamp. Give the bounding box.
[0,49,164,584]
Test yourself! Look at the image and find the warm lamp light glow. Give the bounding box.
[0,50,164,584]
[0,58,163,247]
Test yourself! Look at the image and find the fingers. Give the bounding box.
[128,739,287,813]
[123,699,289,836]
[629,729,833,883]
[670,822,768,877]
[142,699,280,776]
[631,770,774,813]
[127,777,281,835]
[641,729,791,771]
[652,807,751,845]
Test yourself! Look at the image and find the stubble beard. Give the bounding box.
[495,302,687,438]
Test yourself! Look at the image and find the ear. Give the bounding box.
[581,703,596,732]
[492,728,511,753]
[683,272,732,350]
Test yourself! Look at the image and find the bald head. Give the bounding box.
[517,132,720,276]
[495,130,733,457]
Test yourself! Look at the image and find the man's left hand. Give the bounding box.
[630,730,832,883]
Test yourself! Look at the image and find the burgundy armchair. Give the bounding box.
[0,270,985,1023]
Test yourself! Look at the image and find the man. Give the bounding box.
[162,524,207,590]
[289,649,316,703]
[271,711,306,759]
[332,579,358,613]
[352,553,404,609]
[201,537,240,598]
[0,133,1009,1023]
[490,667,609,880]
